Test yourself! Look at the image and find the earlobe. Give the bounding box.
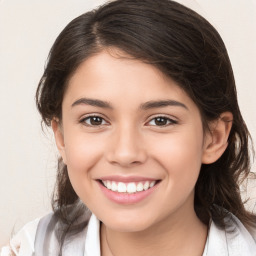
[51,119,67,164]
[202,112,233,164]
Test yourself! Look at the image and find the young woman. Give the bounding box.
[1,0,256,255]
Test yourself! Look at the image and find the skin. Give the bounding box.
[52,49,232,256]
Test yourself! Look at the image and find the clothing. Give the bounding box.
[1,212,256,256]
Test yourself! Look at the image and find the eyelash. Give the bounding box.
[146,116,178,127]
[79,115,109,127]
[79,114,178,128]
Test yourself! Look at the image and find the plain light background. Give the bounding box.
[0,0,255,245]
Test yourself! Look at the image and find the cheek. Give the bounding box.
[150,129,204,185]
[64,132,103,169]
[63,132,105,198]
[146,131,204,214]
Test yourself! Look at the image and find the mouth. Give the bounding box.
[96,175,162,204]
[98,179,161,194]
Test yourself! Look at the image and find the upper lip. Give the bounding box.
[97,175,159,183]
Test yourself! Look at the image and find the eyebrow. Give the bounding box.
[140,100,188,110]
[71,98,188,110]
[71,98,113,109]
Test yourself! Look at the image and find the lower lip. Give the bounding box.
[98,181,160,204]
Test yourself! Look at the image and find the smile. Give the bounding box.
[101,180,157,194]
[97,178,161,204]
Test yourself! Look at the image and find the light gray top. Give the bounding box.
[1,212,256,256]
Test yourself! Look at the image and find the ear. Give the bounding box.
[51,119,67,164]
[202,112,233,164]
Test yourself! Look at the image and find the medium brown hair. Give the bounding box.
[36,0,256,244]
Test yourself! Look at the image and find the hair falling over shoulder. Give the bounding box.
[36,0,256,239]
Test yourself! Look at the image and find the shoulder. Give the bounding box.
[206,212,256,256]
[1,208,94,256]
[0,217,40,256]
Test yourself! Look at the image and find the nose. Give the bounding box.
[106,124,147,167]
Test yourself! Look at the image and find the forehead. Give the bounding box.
[64,50,199,114]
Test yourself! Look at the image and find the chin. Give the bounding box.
[101,213,155,233]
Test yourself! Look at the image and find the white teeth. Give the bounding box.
[111,181,118,191]
[136,182,144,192]
[117,182,127,193]
[102,180,158,193]
[127,182,136,193]
[107,181,112,190]
[143,181,149,190]
[150,181,156,188]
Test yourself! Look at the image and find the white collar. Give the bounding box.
[84,214,101,256]
[204,215,256,256]
[84,214,256,256]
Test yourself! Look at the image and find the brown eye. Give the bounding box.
[155,117,168,126]
[148,116,177,126]
[82,116,107,126]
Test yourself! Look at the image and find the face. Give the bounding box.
[54,50,212,233]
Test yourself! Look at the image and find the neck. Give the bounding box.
[100,204,208,256]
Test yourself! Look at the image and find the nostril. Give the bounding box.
[106,151,148,167]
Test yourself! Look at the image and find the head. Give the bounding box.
[36,0,254,231]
